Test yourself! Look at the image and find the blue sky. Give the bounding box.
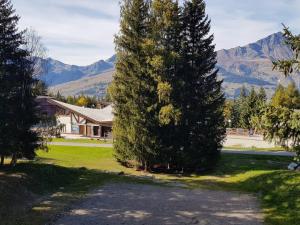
[12,0,300,66]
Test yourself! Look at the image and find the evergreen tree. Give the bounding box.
[257,87,267,103]
[273,25,300,76]
[33,80,48,96]
[147,0,182,166]
[0,0,39,166]
[271,84,287,108]
[285,82,300,109]
[111,0,159,169]
[55,91,65,102]
[239,85,248,98]
[224,99,241,128]
[239,88,258,129]
[178,0,225,170]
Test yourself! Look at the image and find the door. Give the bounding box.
[79,125,85,135]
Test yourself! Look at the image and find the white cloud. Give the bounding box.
[206,0,300,50]
[207,8,279,50]
[11,0,300,65]
[12,0,120,65]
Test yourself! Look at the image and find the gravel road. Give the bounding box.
[52,183,263,225]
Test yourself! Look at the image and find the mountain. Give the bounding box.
[217,32,298,97]
[40,57,114,86]
[50,70,114,96]
[48,32,300,98]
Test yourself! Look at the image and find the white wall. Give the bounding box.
[57,115,72,133]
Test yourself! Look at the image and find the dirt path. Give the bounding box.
[52,183,263,225]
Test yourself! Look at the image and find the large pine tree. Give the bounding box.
[112,0,225,171]
[148,0,182,166]
[0,0,39,166]
[111,0,159,169]
[179,0,225,170]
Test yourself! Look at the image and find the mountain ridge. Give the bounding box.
[48,32,300,98]
[40,56,115,86]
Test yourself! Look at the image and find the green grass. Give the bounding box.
[0,147,149,225]
[1,146,299,225]
[51,137,112,144]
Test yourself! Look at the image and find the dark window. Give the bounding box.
[93,126,99,136]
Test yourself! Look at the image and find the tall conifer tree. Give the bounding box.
[111,0,159,169]
[148,0,182,166]
[0,0,39,166]
[179,0,225,169]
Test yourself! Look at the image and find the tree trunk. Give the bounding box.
[10,154,17,167]
[144,161,148,172]
[0,155,4,167]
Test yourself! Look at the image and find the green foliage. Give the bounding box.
[0,0,40,165]
[254,105,300,160]
[159,104,181,125]
[111,0,159,169]
[33,80,48,96]
[224,100,240,128]
[226,87,267,129]
[148,0,183,166]
[273,25,300,76]
[175,0,225,170]
[271,83,300,109]
[51,92,104,109]
[111,0,225,171]
[76,96,90,107]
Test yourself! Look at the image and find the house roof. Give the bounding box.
[49,99,113,123]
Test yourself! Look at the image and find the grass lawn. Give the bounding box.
[51,137,113,144]
[0,146,299,225]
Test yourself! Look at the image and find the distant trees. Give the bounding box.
[51,92,106,108]
[271,83,300,109]
[111,0,225,171]
[254,106,300,160]
[225,87,267,129]
[0,0,41,166]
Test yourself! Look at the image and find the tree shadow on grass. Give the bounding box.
[156,154,292,181]
[0,162,139,225]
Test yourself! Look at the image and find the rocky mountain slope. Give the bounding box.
[40,58,114,86]
[48,32,299,98]
[50,70,114,97]
[217,32,297,97]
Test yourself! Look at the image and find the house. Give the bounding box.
[36,96,113,138]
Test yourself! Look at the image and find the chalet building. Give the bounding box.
[36,96,113,138]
